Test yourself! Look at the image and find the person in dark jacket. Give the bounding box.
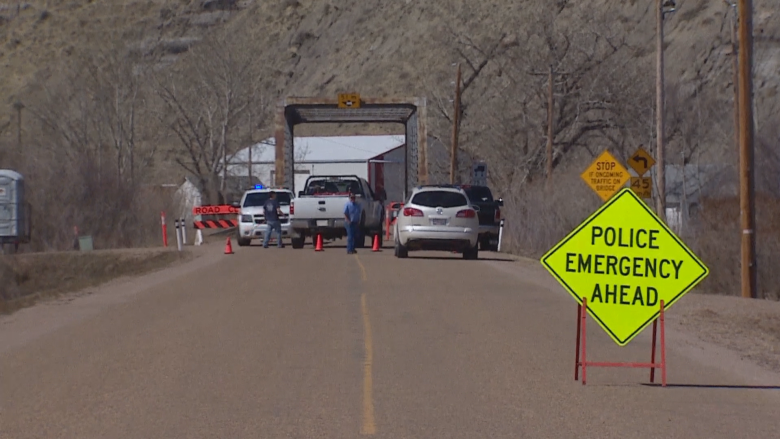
[262,191,284,248]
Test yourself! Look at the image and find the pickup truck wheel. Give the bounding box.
[463,244,479,260]
[355,216,367,248]
[291,236,304,249]
[480,237,499,252]
[357,230,367,248]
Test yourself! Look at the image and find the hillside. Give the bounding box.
[0,3,773,108]
[2,1,778,141]
[1,0,780,297]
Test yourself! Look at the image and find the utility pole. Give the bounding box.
[655,0,667,222]
[450,63,462,185]
[730,4,740,154]
[546,64,555,186]
[13,101,23,154]
[737,0,757,299]
[248,105,253,185]
[221,132,228,203]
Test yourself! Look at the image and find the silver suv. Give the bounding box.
[393,185,480,259]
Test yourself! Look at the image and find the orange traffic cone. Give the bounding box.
[372,234,381,252]
[224,236,234,254]
[314,234,324,252]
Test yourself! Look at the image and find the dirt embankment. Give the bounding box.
[671,294,780,374]
[0,248,192,314]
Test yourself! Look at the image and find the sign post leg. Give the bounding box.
[660,300,667,387]
[581,297,588,386]
[650,319,658,383]
[575,303,582,381]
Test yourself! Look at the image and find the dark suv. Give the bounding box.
[459,185,503,251]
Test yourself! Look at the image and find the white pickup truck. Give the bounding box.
[289,175,386,249]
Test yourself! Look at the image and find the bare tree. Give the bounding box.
[26,38,157,189]
[435,2,648,191]
[83,48,149,185]
[154,30,267,205]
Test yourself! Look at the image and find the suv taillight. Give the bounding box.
[290,201,294,215]
[456,209,476,218]
[403,207,424,217]
[495,207,500,221]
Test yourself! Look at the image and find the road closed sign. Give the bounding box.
[540,188,709,346]
[192,205,239,216]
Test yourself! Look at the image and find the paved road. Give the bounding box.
[1,240,779,438]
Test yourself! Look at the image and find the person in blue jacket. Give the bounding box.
[343,192,362,254]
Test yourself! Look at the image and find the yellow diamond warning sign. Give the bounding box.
[628,146,656,176]
[581,150,630,202]
[540,188,709,346]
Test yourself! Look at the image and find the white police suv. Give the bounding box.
[235,186,299,246]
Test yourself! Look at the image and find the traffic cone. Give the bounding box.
[314,234,324,252]
[372,234,381,252]
[224,236,234,254]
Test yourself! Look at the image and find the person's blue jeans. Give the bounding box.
[263,221,283,248]
[345,221,359,253]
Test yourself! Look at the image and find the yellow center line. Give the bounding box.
[360,293,376,435]
[355,254,368,281]
[356,255,375,435]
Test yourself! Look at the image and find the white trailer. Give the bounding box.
[227,135,407,200]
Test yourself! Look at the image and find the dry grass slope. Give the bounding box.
[0,248,192,313]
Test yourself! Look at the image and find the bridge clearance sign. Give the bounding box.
[541,188,709,346]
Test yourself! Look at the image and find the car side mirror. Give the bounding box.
[231,201,240,209]
[472,205,481,212]
[298,191,305,197]
[497,198,504,207]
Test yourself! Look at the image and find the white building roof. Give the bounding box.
[230,135,405,164]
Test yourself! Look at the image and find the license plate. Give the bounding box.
[316,220,328,227]
[430,218,447,226]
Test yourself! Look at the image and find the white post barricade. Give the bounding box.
[175,219,183,252]
[497,219,505,252]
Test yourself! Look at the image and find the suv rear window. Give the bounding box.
[243,192,292,207]
[462,186,494,203]
[412,191,469,208]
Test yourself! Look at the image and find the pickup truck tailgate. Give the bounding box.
[293,196,348,220]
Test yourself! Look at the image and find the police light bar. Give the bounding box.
[254,184,264,189]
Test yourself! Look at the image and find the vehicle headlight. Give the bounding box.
[240,215,253,223]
